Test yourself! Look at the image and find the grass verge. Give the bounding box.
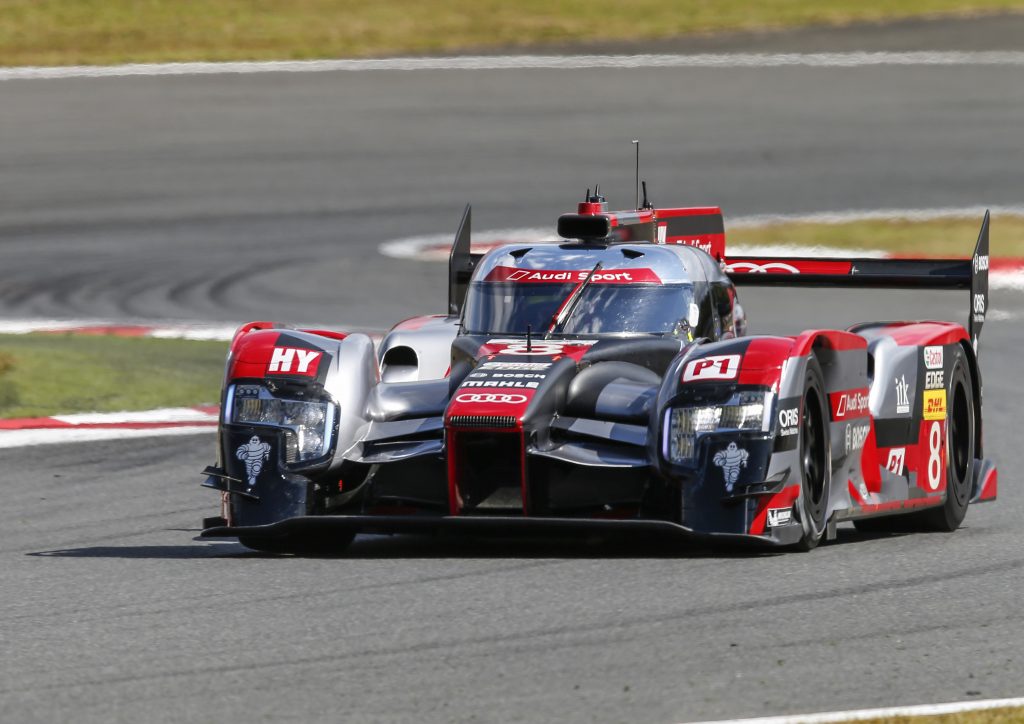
[729,216,1024,257]
[2,1,1024,66]
[0,333,225,419]
[855,706,1024,723]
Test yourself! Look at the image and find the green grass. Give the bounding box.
[0,333,226,419]
[2,0,1024,66]
[858,706,1024,724]
[730,216,1024,257]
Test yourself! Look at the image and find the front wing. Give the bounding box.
[200,513,805,548]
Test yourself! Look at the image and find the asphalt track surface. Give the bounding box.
[2,15,1024,724]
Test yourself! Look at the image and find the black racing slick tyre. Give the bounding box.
[239,531,356,555]
[919,345,976,531]
[794,357,831,551]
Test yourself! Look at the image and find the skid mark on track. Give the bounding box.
[2,557,563,624]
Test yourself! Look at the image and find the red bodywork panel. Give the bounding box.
[569,202,726,258]
[228,325,345,380]
[862,321,970,348]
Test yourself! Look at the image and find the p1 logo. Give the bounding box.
[683,354,741,382]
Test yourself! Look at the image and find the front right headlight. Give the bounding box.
[229,386,335,462]
[665,391,771,463]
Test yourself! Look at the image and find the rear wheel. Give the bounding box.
[853,345,975,534]
[794,357,831,551]
[919,346,975,531]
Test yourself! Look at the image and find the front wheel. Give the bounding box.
[794,356,831,551]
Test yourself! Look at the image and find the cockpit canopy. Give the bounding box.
[460,243,737,340]
[463,281,696,336]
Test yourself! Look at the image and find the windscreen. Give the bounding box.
[462,282,695,336]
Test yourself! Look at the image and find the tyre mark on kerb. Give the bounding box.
[2,554,1021,695]
[5,52,1024,80]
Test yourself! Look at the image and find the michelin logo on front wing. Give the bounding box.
[236,435,272,488]
[713,442,749,492]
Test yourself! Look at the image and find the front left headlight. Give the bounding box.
[228,386,335,462]
[665,391,771,463]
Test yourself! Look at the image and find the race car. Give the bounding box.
[200,188,997,553]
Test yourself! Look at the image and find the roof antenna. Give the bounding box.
[641,181,652,210]
[585,187,591,201]
[632,139,640,209]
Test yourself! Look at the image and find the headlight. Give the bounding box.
[229,386,335,462]
[666,391,770,463]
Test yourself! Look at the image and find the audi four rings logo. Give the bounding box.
[454,393,528,404]
[725,261,801,274]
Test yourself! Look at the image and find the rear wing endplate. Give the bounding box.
[448,204,475,316]
[725,211,990,349]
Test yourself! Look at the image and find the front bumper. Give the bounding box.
[201,514,804,548]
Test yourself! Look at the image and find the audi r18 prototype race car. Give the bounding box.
[200,188,997,553]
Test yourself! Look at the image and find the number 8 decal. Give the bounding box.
[927,420,943,491]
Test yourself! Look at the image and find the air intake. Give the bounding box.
[448,415,518,429]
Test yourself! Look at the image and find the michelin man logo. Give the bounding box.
[713,442,749,492]
[236,435,272,487]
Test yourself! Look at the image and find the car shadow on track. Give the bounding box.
[26,524,941,560]
[27,543,247,559]
[30,534,779,559]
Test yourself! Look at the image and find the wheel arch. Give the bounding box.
[958,338,983,460]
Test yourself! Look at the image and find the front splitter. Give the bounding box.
[201,514,796,548]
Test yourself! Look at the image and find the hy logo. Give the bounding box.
[713,442,749,492]
[236,435,271,487]
[267,347,322,376]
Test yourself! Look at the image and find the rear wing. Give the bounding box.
[725,211,990,349]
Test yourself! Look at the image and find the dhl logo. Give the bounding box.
[922,389,947,421]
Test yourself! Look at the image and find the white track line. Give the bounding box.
[379,226,551,261]
[51,407,217,425]
[685,696,1024,724]
[6,51,1024,81]
[0,319,240,340]
[0,425,216,449]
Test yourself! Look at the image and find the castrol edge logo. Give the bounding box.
[454,393,528,404]
[483,266,662,284]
